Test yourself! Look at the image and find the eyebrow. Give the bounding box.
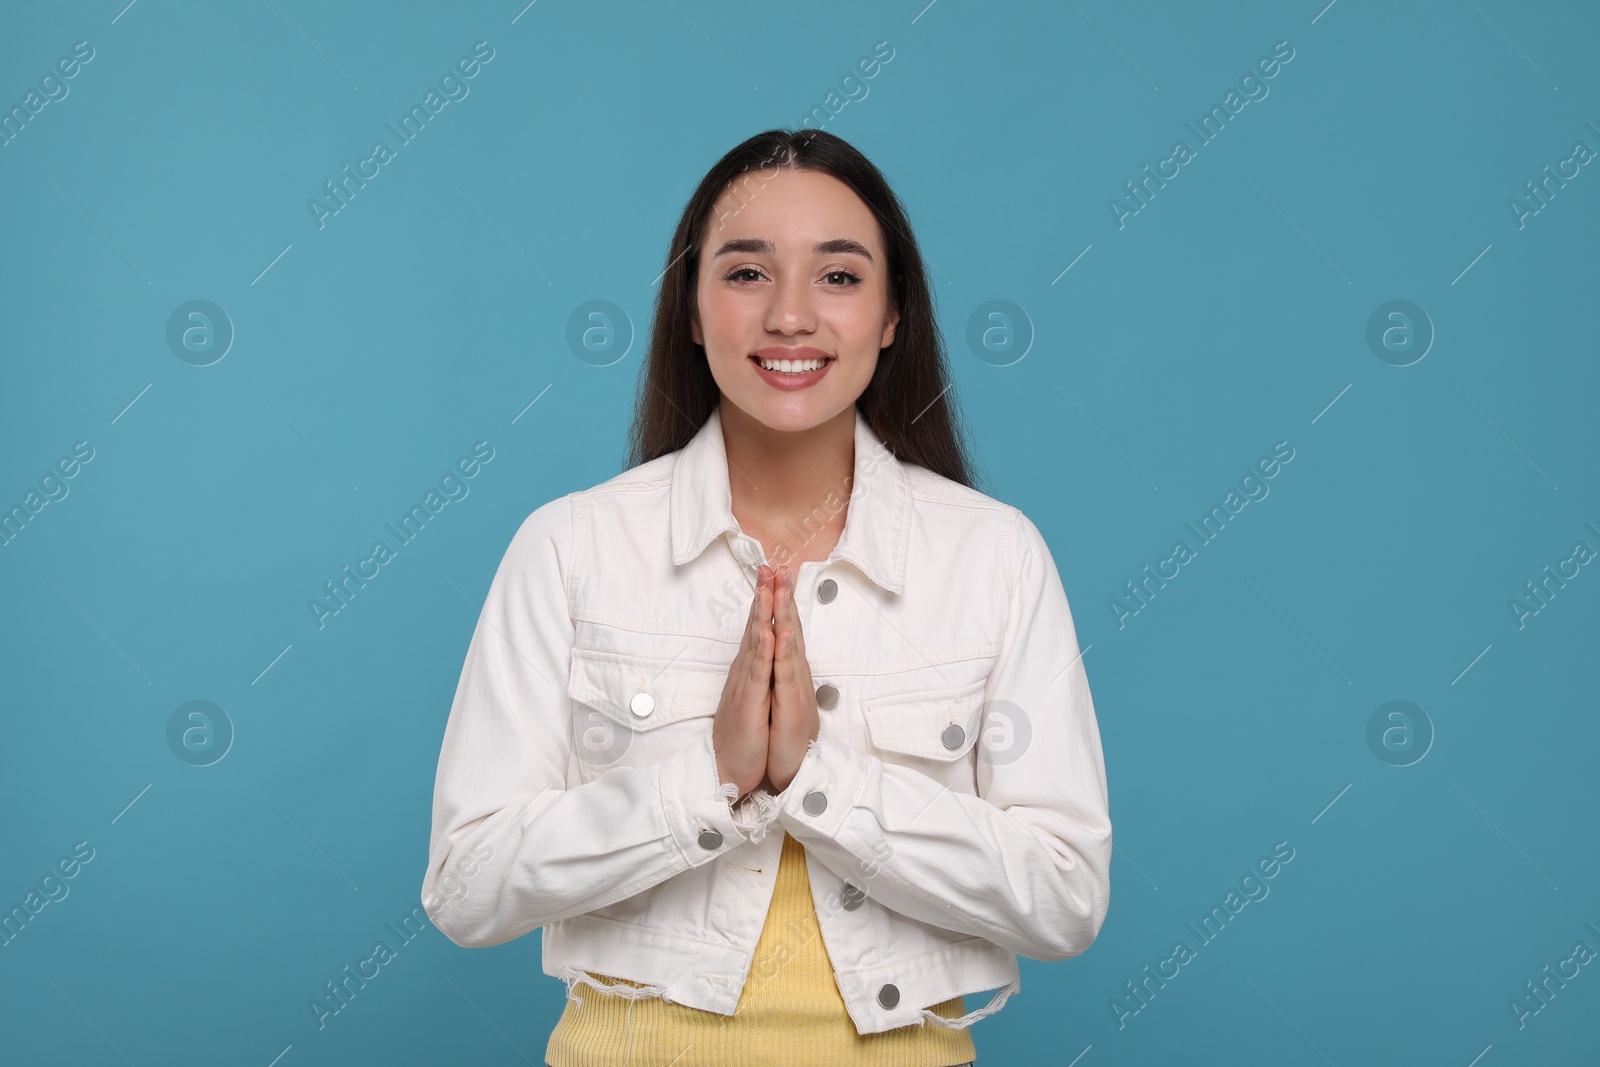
[710,237,875,263]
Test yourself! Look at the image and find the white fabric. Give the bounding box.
[421,403,1112,1036]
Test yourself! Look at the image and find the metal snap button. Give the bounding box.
[630,691,654,717]
[841,882,865,910]
[803,791,828,815]
[698,828,723,850]
[878,983,900,1008]
[817,578,837,604]
[940,723,965,750]
[815,683,839,709]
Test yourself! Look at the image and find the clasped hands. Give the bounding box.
[712,563,820,800]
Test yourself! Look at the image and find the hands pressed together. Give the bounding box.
[712,563,820,800]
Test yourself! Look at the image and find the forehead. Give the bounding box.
[704,167,883,253]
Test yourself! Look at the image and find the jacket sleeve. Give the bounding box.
[420,494,757,949]
[772,507,1113,962]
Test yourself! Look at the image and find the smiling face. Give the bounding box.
[691,167,900,434]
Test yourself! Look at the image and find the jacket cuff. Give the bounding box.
[773,718,868,839]
[660,732,749,865]
[729,787,782,844]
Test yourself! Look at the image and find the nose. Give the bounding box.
[763,270,818,335]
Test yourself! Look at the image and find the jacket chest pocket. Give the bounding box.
[566,646,727,782]
[860,676,987,795]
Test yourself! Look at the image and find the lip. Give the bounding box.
[749,348,835,391]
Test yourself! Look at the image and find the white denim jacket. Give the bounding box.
[421,403,1112,1036]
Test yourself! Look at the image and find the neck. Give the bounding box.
[720,400,854,552]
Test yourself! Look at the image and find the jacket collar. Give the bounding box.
[670,403,912,595]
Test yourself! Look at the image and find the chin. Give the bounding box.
[728,392,845,435]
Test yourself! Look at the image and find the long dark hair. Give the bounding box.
[623,128,979,490]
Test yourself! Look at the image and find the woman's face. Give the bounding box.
[692,167,899,434]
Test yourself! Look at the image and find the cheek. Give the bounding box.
[696,289,748,348]
[843,354,879,390]
[694,293,760,395]
[835,304,891,359]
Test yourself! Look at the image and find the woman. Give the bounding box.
[421,128,1112,1067]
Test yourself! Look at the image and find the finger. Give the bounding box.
[745,566,775,648]
[751,576,772,649]
[778,566,801,655]
[784,566,796,643]
[746,582,775,694]
[729,578,759,680]
[753,627,773,708]
[772,578,794,685]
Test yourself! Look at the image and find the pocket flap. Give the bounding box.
[861,677,987,761]
[567,647,726,731]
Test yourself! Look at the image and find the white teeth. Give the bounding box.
[756,357,828,373]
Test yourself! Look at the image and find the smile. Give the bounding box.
[748,353,835,390]
[752,355,832,373]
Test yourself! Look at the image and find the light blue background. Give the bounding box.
[2,1,1597,1064]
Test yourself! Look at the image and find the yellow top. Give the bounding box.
[546,829,978,1066]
